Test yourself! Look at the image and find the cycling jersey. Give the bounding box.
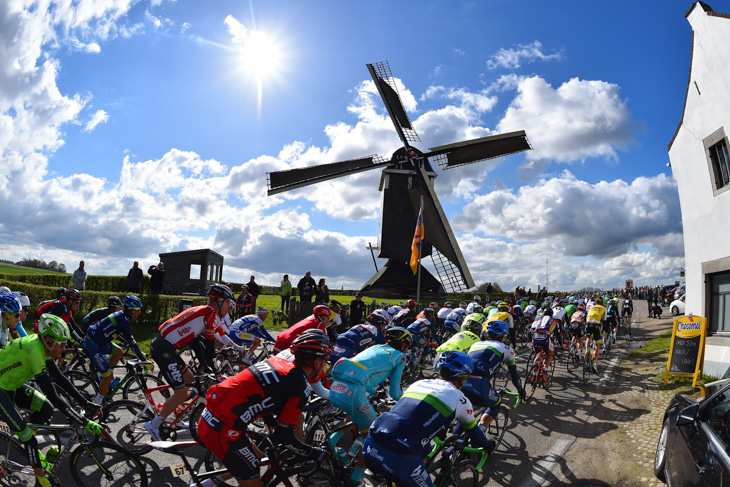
[392,308,416,327]
[622,300,634,314]
[387,306,402,322]
[532,315,558,352]
[406,317,436,348]
[273,315,326,353]
[158,305,227,349]
[82,307,115,333]
[436,306,452,321]
[486,311,514,329]
[586,304,606,324]
[462,340,521,415]
[443,308,467,333]
[564,304,577,320]
[34,300,83,341]
[435,331,480,354]
[552,306,567,322]
[330,324,385,363]
[85,309,145,375]
[229,315,275,345]
[330,344,407,430]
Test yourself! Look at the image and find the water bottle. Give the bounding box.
[109,378,120,391]
[347,437,364,458]
[334,446,348,465]
[46,446,60,464]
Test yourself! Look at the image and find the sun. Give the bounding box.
[237,30,282,81]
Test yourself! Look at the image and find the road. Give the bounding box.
[48,304,662,486]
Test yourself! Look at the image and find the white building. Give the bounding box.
[668,1,730,377]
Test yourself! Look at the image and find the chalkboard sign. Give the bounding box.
[665,315,707,387]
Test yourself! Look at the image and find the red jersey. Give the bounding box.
[273,315,326,353]
[158,305,226,349]
[205,357,311,430]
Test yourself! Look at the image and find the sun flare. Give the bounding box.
[237,31,282,81]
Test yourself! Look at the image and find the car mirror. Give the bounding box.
[677,404,699,426]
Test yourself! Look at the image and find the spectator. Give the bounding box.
[72,261,87,290]
[349,292,366,327]
[247,276,260,309]
[236,285,254,319]
[148,263,166,294]
[297,271,316,304]
[280,274,292,312]
[127,261,144,293]
[315,278,327,303]
[486,282,493,302]
[316,283,329,304]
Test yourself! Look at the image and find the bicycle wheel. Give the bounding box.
[69,440,148,486]
[525,363,539,402]
[189,402,206,445]
[122,373,171,405]
[582,351,591,385]
[544,357,556,390]
[566,347,577,373]
[486,408,509,452]
[102,399,154,455]
[66,369,96,402]
[0,433,45,486]
[436,460,479,487]
[523,351,536,378]
[490,365,510,390]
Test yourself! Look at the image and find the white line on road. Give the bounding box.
[519,438,573,487]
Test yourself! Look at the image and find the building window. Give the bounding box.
[710,270,730,334]
[704,128,730,194]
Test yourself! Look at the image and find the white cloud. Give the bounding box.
[487,41,563,70]
[84,109,109,132]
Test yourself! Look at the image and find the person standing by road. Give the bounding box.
[349,292,366,327]
[247,276,259,309]
[72,261,86,290]
[297,271,316,304]
[148,262,166,294]
[280,274,292,312]
[126,261,143,293]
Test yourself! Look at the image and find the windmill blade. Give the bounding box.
[367,61,420,146]
[267,155,388,196]
[411,163,475,289]
[427,130,532,170]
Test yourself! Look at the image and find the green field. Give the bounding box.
[0,262,66,275]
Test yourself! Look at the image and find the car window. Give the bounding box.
[702,392,730,450]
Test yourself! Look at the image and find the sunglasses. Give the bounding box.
[128,307,142,312]
[55,341,68,349]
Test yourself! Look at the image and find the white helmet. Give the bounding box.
[12,291,30,307]
[473,295,482,302]
[0,286,10,295]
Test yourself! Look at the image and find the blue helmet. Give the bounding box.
[486,320,509,338]
[124,295,143,309]
[0,294,21,314]
[437,351,474,378]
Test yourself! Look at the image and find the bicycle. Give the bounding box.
[0,420,148,486]
[583,335,598,384]
[617,314,633,341]
[565,336,583,374]
[524,348,555,401]
[362,434,487,487]
[102,371,215,455]
[467,388,521,455]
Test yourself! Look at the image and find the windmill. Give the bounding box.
[267,61,532,295]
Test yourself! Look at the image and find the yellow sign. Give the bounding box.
[664,314,707,387]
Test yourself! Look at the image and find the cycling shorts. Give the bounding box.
[601,321,613,334]
[197,408,259,481]
[329,380,375,431]
[411,332,427,349]
[150,333,188,389]
[585,324,602,343]
[461,375,501,414]
[363,436,429,487]
[532,331,554,353]
[570,326,584,340]
[83,336,116,375]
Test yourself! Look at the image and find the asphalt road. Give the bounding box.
[46,305,658,486]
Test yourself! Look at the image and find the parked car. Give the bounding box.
[670,294,686,316]
[655,379,730,485]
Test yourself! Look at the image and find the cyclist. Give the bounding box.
[229,306,275,364]
[406,308,438,365]
[84,295,148,406]
[0,314,102,487]
[531,307,558,369]
[524,301,537,324]
[326,299,345,339]
[435,318,481,355]
[392,299,417,327]
[145,284,238,441]
[0,294,22,346]
[386,304,402,323]
[436,301,453,327]
[461,320,526,429]
[329,312,386,363]
[197,329,331,487]
[363,351,494,486]
[81,295,123,333]
[585,297,606,374]
[569,302,587,351]
[486,301,517,351]
[443,305,467,335]
[34,288,85,343]
[273,305,331,354]
[11,291,30,338]
[329,327,412,487]
[621,296,634,336]
[604,298,620,349]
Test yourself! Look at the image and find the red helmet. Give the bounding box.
[291,329,332,361]
[208,284,234,301]
[430,302,439,309]
[313,305,332,322]
[407,299,416,307]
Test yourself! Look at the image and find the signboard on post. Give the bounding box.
[664,315,707,387]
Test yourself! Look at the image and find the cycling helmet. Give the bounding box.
[312,305,332,323]
[398,302,406,307]
[291,329,331,362]
[568,296,575,303]
[0,294,21,314]
[458,301,468,309]
[64,288,81,302]
[124,295,143,309]
[406,299,416,308]
[367,312,387,329]
[0,286,10,295]
[423,308,435,318]
[472,304,484,314]
[595,297,603,305]
[241,284,249,290]
[444,302,453,308]
[37,314,70,342]
[529,300,536,306]
[544,307,554,317]
[329,300,343,314]
[437,351,474,379]
[208,284,235,301]
[577,302,586,310]
[11,291,30,308]
[486,320,509,337]
[107,296,123,308]
[473,295,482,302]
[256,306,269,319]
[380,302,390,310]
[429,302,439,309]
[460,318,482,336]
[497,301,509,311]
[385,327,413,351]
[55,287,66,299]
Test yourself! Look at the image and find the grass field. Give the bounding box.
[0,262,66,275]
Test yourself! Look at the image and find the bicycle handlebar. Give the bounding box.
[497,387,522,408]
[430,436,489,470]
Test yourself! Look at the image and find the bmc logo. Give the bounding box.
[178,326,191,336]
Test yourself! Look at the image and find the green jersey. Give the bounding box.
[436,331,480,353]
[0,334,48,391]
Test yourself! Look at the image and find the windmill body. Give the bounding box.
[267,61,531,295]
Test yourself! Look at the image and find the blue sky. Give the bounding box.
[0,0,697,291]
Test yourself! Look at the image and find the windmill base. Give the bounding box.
[360,260,444,297]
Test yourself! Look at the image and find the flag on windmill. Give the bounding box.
[410,204,424,275]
